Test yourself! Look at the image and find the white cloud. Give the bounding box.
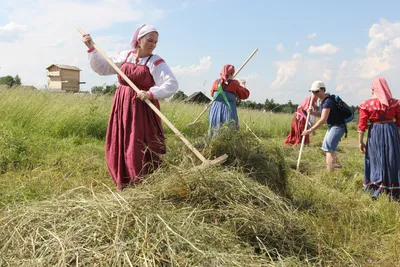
[308,44,339,54]
[0,0,167,89]
[270,53,302,88]
[308,33,317,39]
[332,19,400,104]
[322,69,333,81]
[292,53,303,60]
[295,41,300,47]
[357,19,400,79]
[276,43,284,52]
[336,84,344,92]
[171,56,212,75]
[237,72,259,81]
[0,22,27,42]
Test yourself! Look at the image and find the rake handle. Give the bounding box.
[296,94,315,171]
[78,28,207,163]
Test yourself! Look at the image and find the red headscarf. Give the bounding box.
[220,64,235,84]
[372,77,392,108]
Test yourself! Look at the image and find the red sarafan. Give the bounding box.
[284,96,317,146]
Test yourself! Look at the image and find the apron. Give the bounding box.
[105,52,165,187]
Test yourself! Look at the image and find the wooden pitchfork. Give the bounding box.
[187,48,258,126]
[78,28,228,168]
[296,94,315,171]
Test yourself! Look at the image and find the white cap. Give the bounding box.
[309,80,325,92]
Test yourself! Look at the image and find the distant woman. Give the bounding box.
[284,95,318,146]
[358,77,400,200]
[82,24,178,191]
[209,64,249,137]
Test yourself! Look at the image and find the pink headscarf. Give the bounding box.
[372,77,392,107]
[220,64,235,84]
[298,95,316,111]
[130,24,158,51]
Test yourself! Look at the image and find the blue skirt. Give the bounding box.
[364,122,400,199]
[209,91,238,137]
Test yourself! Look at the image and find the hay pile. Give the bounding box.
[0,130,318,266]
[203,127,288,196]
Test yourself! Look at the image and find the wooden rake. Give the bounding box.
[187,48,258,126]
[78,28,228,169]
[296,94,315,171]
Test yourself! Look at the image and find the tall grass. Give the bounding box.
[1,87,400,266]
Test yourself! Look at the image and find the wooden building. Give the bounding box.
[184,91,211,104]
[46,64,82,92]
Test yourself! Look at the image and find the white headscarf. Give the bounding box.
[130,24,158,50]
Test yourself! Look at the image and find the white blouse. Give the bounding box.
[88,50,179,99]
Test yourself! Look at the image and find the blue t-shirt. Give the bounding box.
[321,96,345,125]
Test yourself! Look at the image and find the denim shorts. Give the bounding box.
[321,124,345,152]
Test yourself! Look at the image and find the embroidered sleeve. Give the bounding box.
[88,50,129,75]
[148,55,179,99]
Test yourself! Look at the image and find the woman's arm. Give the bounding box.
[210,80,219,97]
[88,50,128,75]
[302,108,330,136]
[149,57,179,99]
[227,80,249,100]
[358,131,366,154]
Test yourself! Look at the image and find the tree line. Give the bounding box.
[90,87,358,114]
[168,90,298,113]
[0,75,22,88]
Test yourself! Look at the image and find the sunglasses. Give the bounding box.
[312,90,320,94]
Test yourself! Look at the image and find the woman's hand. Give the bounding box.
[82,34,94,49]
[240,79,246,87]
[137,90,152,101]
[359,142,366,154]
[302,129,312,136]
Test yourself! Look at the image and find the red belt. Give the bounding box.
[371,119,393,124]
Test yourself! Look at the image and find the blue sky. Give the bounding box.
[1,0,400,105]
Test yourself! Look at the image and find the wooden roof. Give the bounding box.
[46,64,81,71]
[184,91,211,103]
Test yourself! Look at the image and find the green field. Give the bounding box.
[0,87,399,266]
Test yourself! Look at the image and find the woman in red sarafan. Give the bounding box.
[358,77,400,200]
[82,24,178,191]
[284,96,318,146]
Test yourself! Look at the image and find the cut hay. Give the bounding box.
[1,168,317,266]
[202,127,288,197]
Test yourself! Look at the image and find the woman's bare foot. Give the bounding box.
[116,184,123,192]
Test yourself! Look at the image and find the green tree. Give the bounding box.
[171,90,187,102]
[91,83,117,95]
[264,98,278,111]
[14,75,21,86]
[0,75,16,88]
[103,84,117,95]
[91,86,104,94]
